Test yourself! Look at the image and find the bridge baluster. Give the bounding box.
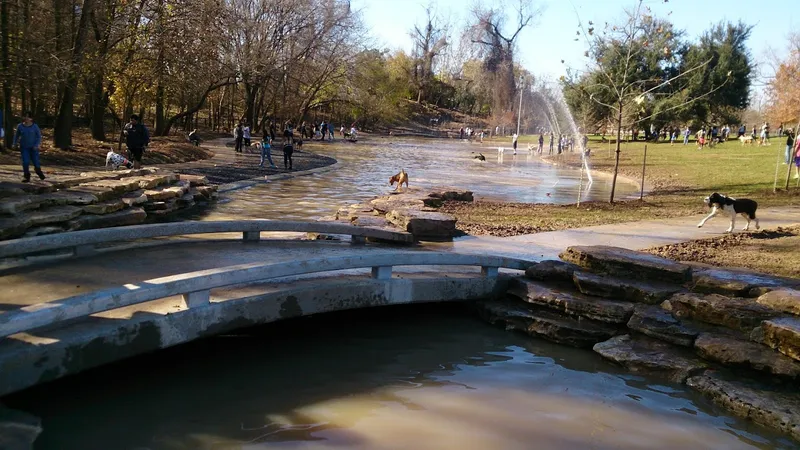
[371,266,392,280]
[182,290,210,308]
[481,266,499,278]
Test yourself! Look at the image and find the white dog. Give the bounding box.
[739,135,754,146]
[106,151,132,170]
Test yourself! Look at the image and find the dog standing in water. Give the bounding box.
[697,192,760,233]
[389,169,409,191]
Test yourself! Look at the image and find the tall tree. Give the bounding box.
[54,0,96,149]
[410,6,448,103]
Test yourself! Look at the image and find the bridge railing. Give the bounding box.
[0,251,533,339]
[0,220,413,260]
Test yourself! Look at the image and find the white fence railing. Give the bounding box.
[0,220,413,260]
[0,251,533,339]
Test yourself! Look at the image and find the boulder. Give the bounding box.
[386,208,456,240]
[67,207,146,231]
[23,206,83,226]
[0,217,33,239]
[176,173,208,186]
[427,188,473,203]
[82,200,126,215]
[593,334,708,383]
[37,191,98,206]
[475,299,619,348]
[0,196,42,215]
[761,317,800,362]
[572,271,681,304]
[757,290,800,316]
[694,333,800,378]
[524,260,580,282]
[663,293,779,332]
[686,372,800,442]
[627,305,698,347]
[560,245,692,284]
[508,278,634,324]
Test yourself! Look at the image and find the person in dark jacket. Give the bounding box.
[234,123,244,153]
[13,111,45,182]
[123,114,150,169]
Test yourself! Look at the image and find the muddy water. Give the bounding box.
[5,305,793,450]
[192,138,640,221]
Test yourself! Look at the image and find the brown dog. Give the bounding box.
[389,169,409,191]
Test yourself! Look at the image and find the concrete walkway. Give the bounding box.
[3,205,799,311]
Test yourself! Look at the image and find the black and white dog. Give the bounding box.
[697,192,759,233]
[105,150,133,170]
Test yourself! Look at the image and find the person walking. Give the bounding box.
[13,111,45,182]
[786,130,795,165]
[683,126,691,145]
[123,114,149,169]
[260,136,276,169]
[234,122,244,153]
[511,133,518,155]
[243,123,251,147]
[328,122,335,140]
[283,141,294,170]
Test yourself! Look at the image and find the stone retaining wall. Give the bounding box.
[0,169,218,240]
[477,245,800,443]
[325,187,472,241]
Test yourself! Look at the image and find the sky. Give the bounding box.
[351,0,797,92]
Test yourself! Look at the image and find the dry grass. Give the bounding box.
[0,128,213,167]
[647,226,800,278]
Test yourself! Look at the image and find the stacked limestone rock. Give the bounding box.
[327,187,472,241]
[0,169,218,240]
[476,245,800,442]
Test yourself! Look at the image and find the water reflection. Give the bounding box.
[191,138,639,221]
[5,304,792,449]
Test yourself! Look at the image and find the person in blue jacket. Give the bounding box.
[13,111,45,182]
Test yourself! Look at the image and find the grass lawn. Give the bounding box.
[441,136,800,236]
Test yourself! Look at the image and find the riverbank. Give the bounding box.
[441,138,800,237]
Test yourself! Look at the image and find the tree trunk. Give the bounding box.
[609,104,623,203]
[89,73,106,140]
[244,82,258,127]
[1,0,12,148]
[54,0,95,149]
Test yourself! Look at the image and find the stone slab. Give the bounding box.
[0,196,42,215]
[572,271,681,304]
[176,174,209,186]
[757,290,800,316]
[694,333,800,378]
[688,264,800,297]
[370,195,427,213]
[82,200,126,215]
[79,179,141,195]
[22,225,66,238]
[627,305,698,347]
[176,193,196,208]
[762,317,800,362]
[386,208,457,240]
[508,278,634,324]
[352,216,392,228]
[524,260,580,283]
[67,185,118,202]
[22,206,83,227]
[38,191,98,207]
[125,174,175,190]
[686,372,800,442]
[0,217,33,239]
[593,334,708,383]
[560,245,692,284]
[663,293,780,332]
[475,299,619,348]
[143,188,180,202]
[67,207,147,231]
[0,181,55,195]
[121,191,148,206]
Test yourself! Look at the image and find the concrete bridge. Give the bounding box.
[0,220,535,397]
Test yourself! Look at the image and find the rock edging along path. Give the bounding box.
[477,245,800,443]
[0,168,218,240]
